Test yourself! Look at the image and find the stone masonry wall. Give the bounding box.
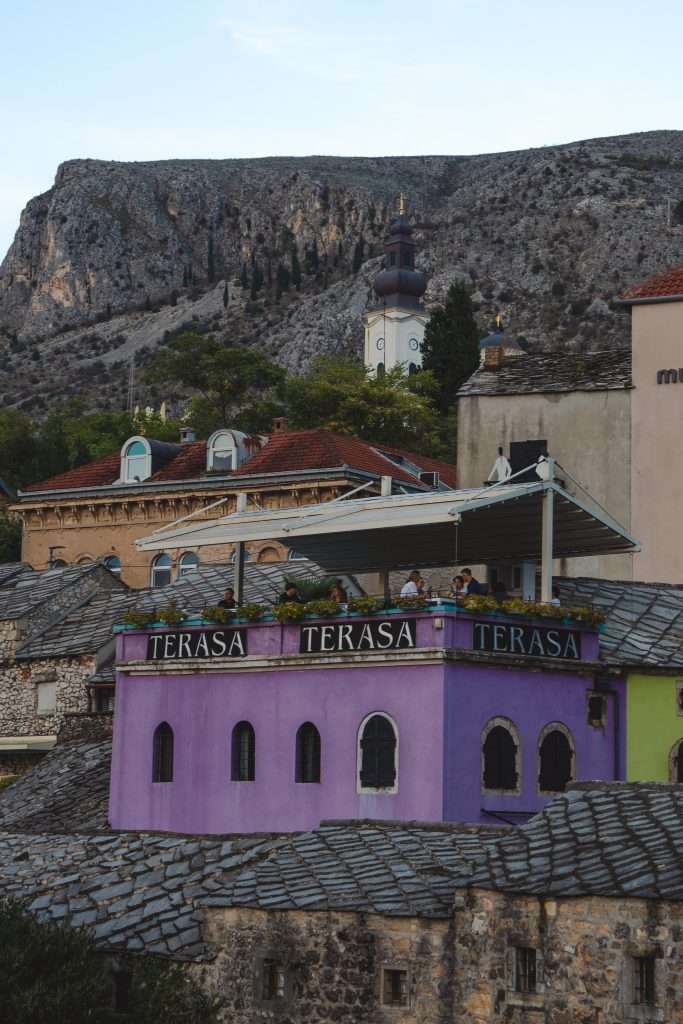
[0,654,95,744]
[200,907,450,1024]
[452,886,683,1023]
[57,712,113,745]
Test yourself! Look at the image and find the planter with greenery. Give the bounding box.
[157,602,186,627]
[238,603,269,622]
[303,598,342,618]
[121,608,155,630]
[347,595,379,616]
[394,594,428,611]
[273,602,307,623]
[201,605,235,625]
[462,595,500,614]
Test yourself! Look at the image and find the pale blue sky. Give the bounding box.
[1,0,681,258]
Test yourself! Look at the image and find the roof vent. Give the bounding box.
[272,417,289,434]
[419,471,440,489]
[179,426,196,444]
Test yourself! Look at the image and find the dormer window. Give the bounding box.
[121,437,151,483]
[207,430,236,472]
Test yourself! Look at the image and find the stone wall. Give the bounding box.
[57,712,113,745]
[0,654,95,741]
[200,907,450,1024]
[452,886,683,1023]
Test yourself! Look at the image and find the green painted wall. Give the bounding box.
[627,673,683,781]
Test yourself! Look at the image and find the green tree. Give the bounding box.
[146,332,285,435]
[291,247,302,291]
[0,409,36,489]
[0,897,221,1024]
[352,235,365,273]
[421,281,481,415]
[0,512,21,563]
[276,262,290,298]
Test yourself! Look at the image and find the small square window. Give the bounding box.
[587,692,607,728]
[382,968,409,1007]
[36,681,57,715]
[634,956,655,1006]
[262,960,286,1002]
[515,947,537,994]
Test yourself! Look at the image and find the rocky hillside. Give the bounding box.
[1,131,683,415]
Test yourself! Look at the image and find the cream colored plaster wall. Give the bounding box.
[631,301,683,583]
[456,389,632,580]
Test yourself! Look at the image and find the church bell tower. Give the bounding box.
[364,195,428,376]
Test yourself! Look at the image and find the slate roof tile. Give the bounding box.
[457,349,631,397]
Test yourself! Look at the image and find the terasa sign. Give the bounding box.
[473,621,581,660]
[300,618,416,654]
[147,629,247,660]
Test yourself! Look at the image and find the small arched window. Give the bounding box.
[232,721,255,781]
[408,362,418,375]
[538,724,574,793]
[377,362,385,379]
[230,548,254,563]
[153,722,174,783]
[121,437,151,483]
[296,722,321,783]
[257,546,281,563]
[104,555,121,576]
[207,430,236,472]
[482,718,520,792]
[177,552,199,577]
[150,553,172,588]
[358,714,397,791]
[669,739,683,783]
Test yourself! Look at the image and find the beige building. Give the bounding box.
[13,425,456,589]
[456,346,633,581]
[620,263,683,583]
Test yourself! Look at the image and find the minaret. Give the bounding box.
[364,195,428,376]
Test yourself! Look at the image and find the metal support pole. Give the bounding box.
[380,570,391,607]
[540,459,555,603]
[233,493,248,606]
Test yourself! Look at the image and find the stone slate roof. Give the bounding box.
[620,260,683,302]
[556,576,683,668]
[468,783,683,900]
[0,562,102,620]
[16,589,139,661]
[0,740,112,832]
[456,348,632,397]
[212,821,495,919]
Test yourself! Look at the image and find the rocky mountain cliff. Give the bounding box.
[1,131,683,415]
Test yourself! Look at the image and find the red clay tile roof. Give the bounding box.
[21,430,456,494]
[620,262,683,302]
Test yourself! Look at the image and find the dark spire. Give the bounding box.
[372,196,427,310]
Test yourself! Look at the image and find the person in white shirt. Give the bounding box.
[487,446,512,483]
[400,571,421,597]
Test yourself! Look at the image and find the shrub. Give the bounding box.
[273,602,307,623]
[348,595,378,615]
[240,603,268,622]
[202,605,234,624]
[462,595,500,613]
[122,608,154,629]
[304,599,342,618]
[394,594,428,610]
[157,602,186,626]
[0,775,18,793]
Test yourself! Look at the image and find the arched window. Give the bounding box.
[77,555,94,565]
[51,559,68,569]
[177,552,199,577]
[150,554,172,588]
[377,362,385,379]
[104,555,121,575]
[408,362,418,375]
[230,548,254,563]
[538,723,574,793]
[232,721,255,781]
[152,722,174,782]
[358,713,397,791]
[482,718,520,792]
[121,437,151,483]
[257,546,281,563]
[669,740,683,783]
[207,430,236,472]
[288,548,307,560]
[296,723,321,783]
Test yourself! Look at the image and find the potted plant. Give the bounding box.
[347,595,378,616]
[239,603,268,623]
[157,602,186,627]
[202,605,235,625]
[273,602,307,624]
[121,608,155,630]
[394,594,428,611]
[463,595,500,615]
[304,598,342,618]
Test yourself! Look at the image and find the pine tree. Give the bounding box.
[222,282,229,308]
[421,281,481,416]
[240,263,248,290]
[291,247,302,291]
[305,239,319,276]
[352,235,365,273]
[276,262,290,298]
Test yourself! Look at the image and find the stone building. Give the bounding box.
[13,426,455,589]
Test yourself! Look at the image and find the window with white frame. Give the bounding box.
[206,430,236,472]
[177,552,200,577]
[36,681,57,715]
[150,553,172,588]
[121,438,151,483]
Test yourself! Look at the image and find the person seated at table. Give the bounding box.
[400,571,422,597]
[218,587,237,609]
[278,582,303,604]
[451,575,465,600]
[330,579,348,603]
[461,568,484,595]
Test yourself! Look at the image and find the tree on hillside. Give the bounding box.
[0,897,220,1024]
[281,356,446,456]
[0,513,22,563]
[145,332,285,436]
[0,410,36,490]
[421,281,481,415]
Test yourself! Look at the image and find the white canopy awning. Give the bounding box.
[136,480,638,574]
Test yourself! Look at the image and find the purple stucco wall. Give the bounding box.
[110,611,617,834]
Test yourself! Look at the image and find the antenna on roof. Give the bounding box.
[126,355,135,415]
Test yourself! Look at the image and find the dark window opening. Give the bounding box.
[377,362,385,378]
[382,968,408,1007]
[674,741,683,784]
[408,362,418,375]
[152,722,174,783]
[587,693,607,727]
[483,724,518,791]
[634,956,656,1006]
[112,964,132,1014]
[296,722,321,783]
[538,728,573,792]
[513,566,522,590]
[389,252,396,266]
[403,253,411,267]
[515,947,537,994]
[360,715,397,789]
[262,959,286,1001]
[509,440,548,482]
[232,721,255,781]
[94,688,115,714]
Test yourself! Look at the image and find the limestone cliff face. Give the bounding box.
[1,132,683,413]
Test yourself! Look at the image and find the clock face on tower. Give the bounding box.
[409,337,419,351]
[376,338,385,351]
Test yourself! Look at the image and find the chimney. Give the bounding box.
[483,345,503,371]
[272,417,289,434]
[179,426,196,444]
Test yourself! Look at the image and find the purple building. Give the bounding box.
[109,607,623,834]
